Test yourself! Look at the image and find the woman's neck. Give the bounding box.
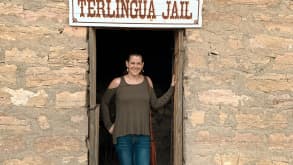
[126,74,141,79]
[125,74,143,84]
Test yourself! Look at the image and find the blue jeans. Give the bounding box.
[115,135,150,165]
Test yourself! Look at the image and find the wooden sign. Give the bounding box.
[69,0,202,28]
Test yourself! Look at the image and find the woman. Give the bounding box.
[101,53,175,165]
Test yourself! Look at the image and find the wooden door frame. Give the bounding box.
[172,29,184,165]
[88,27,99,165]
[88,28,184,165]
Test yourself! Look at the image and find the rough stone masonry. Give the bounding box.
[0,0,293,165]
[183,0,293,164]
[0,0,88,164]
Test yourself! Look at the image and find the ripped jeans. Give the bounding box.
[115,135,150,165]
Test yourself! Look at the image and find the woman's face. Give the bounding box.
[126,55,144,76]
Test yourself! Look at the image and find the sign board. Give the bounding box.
[69,0,202,28]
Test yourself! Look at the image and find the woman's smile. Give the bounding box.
[126,56,144,76]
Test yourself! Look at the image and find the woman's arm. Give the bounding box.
[101,77,120,133]
[146,76,175,109]
[101,88,115,131]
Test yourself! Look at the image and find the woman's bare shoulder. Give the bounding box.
[108,77,121,89]
[145,76,153,88]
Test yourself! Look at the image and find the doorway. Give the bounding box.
[87,28,184,165]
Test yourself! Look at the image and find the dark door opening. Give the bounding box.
[96,29,175,165]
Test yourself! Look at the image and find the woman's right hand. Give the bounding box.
[109,124,114,134]
[171,74,176,87]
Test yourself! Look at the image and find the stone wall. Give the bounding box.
[0,0,88,164]
[184,0,293,164]
[1,0,293,165]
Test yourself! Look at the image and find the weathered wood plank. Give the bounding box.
[89,27,98,165]
[173,30,184,165]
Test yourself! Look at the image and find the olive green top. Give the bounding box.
[101,76,174,144]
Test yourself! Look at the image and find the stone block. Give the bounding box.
[0,3,23,15]
[56,91,86,109]
[253,12,273,21]
[256,160,288,165]
[186,30,203,42]
[0,136,25,154]
[198,89,250,107]
[246,80,293,92]
[269,133,293,149]
[37,115,50,129]
[0,47,4,63]
[63,26,87,38]
[236,113,288,129]
[205,12,241,25]
[34,136,80,153]
[1,88,48,107]
[217,0,281,6]
[199,72,237,86]
[0,25,55,41]
[272,53,293,70]
[232,133,262,143]
[194,130,210,142]
[48,47,88,67]
[214,153,242,165]
[268,94,293,107]
[265,23,293,35]
[249,35,293,50]
[0,65,17,86]
[25,67,87,87]
[0,114,31,132]
[246,73,293,92]
[5,48,47,65]
[0,89,11,105]
[188,111,205,127]
[228,37,244,49]
[26,90,48,107]
[186,49,208,69]
[62,154,87,164]
[23,0,47,10]
[3,156,51,165]
[71,115,85,123]
[23,3,67,23]
[219,112,228,125]
[274,53,293,65]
